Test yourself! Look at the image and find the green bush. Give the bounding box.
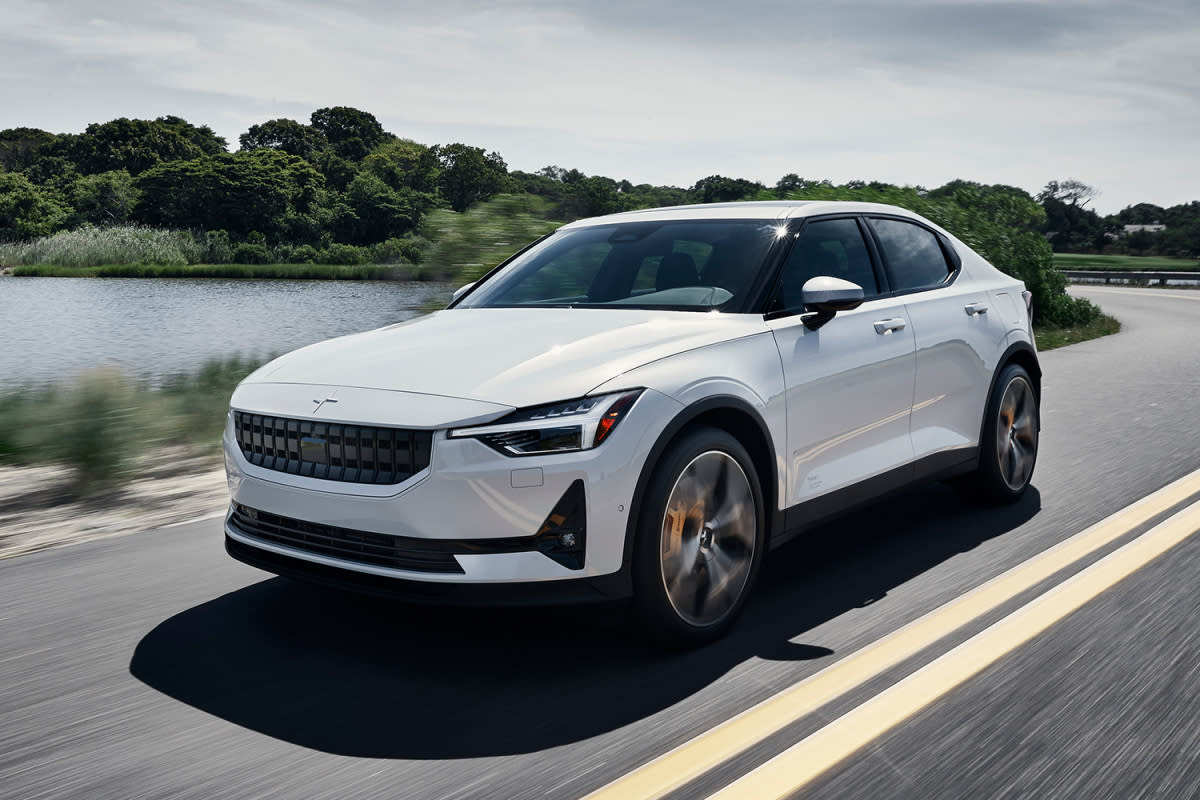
[231,242,271,264]
[319,242,370,264]
[0,368,143,491]
[204,229,233,263]
[371,237,424,264]
[0,357,265,492]
[288,244,320,263]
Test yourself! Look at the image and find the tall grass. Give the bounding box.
[0,224,434,277]
[0,356,263,493]
[0,225,206,268]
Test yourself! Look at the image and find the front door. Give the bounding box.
[765,217,916,513]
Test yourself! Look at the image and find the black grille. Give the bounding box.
[229,504,465,573]
[233,411,432,485]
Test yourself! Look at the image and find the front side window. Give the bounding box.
[868,218,953,292]
[774,218,879,311]
[457,220,783,312]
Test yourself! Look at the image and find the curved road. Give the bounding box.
[4,285,1200,799]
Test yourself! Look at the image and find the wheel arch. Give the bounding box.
[620,396,780,577]
[979,341,1042,443]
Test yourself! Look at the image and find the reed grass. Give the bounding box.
[0,356,264,493]
[0,225,205,268]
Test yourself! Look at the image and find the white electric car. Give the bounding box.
[224,201,1040,645]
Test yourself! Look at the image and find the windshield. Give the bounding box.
[456,220,784,311]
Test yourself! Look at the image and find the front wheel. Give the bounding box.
[633,427,765,647]
[958,363,1039,504]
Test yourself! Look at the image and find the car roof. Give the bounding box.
[558,200,927,229]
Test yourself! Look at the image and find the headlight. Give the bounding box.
[448,390,643,456]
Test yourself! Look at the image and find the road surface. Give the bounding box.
[3,285,1200,799]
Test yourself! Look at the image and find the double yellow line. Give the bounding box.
[585,468,1200,800]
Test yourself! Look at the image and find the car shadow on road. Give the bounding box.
[130,482,1040,759]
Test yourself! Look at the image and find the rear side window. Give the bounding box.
[868,218,953,292]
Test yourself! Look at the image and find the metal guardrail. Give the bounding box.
[1063,269,1200,285]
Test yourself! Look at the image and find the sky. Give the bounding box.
[2,0,1197,214]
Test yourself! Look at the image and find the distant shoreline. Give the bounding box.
[5,263,456,281]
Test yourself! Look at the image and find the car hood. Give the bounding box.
[244,308,768,410]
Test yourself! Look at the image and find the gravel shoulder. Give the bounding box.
[0,457,228,560]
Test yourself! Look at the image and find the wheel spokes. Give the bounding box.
[660,451,757,628]
[997,377,1037,491]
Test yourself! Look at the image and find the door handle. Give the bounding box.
[873,318,906,335]
[965,303,989,316]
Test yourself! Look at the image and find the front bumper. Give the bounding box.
[224,534,632,605]
[223,388,681,588]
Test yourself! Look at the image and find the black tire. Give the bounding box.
[957,363,1039,504]
[632,426,765,647]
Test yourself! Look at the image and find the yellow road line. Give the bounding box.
[709,497,1200,799]
[582,468,1200,800]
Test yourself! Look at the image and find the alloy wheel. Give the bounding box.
[659,450,757,628]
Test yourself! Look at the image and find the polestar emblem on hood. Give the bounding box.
[312,397,338,414]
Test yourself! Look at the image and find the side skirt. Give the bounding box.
[770,447,978,549]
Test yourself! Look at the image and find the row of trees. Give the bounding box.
[0,109,513,246]
[5,109,1195,259]
[1037,179,1200,258]
[3,107,1190,327]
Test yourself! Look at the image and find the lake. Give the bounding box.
[0,277,453,389]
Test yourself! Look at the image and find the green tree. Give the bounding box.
[0,127,58,172]
[155,115,227,155]
[335,172,416,244]
[310,107,386,162]
[71,170,139,225]
[434,143,513,212]
[1037,178,1103,252]
[135,150,323,238]
[774,173,803,197]
[690,175,764,204]
[362,138,439,193]
[239,118,328,162]
[0,172,70,239]
[1115,202,1166,225]
[67,117,218,175]
[1125,229,1154,255]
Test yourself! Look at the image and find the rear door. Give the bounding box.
[864,216,1006,466]
[765,217,916,512]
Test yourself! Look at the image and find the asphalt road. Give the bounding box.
[3,285,1200,800]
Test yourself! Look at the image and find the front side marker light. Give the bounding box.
[593,391,640,447]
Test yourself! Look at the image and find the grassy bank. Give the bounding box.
[1034,313,1121,350]
[1054,253,1200,271]
[9,263,436,280]
[0,357,261,493]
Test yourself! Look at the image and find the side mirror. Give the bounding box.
[450,282,475,303]
[801,276,864,330]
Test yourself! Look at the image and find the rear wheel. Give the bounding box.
[633,427,764,647]
[958,363,1039,504]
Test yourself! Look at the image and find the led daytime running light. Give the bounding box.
[450,390,643,456]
